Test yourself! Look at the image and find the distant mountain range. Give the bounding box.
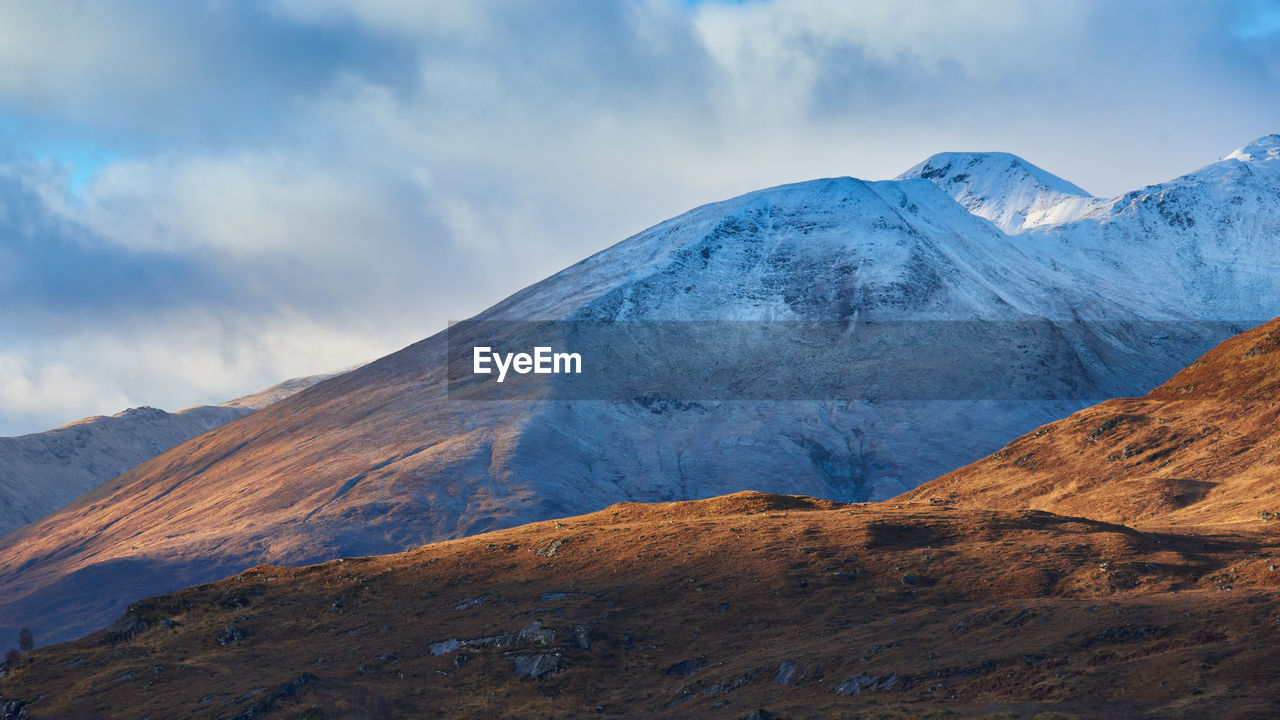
[0,367,357,537]
[0,405,251,538]
[2,134,1279,646]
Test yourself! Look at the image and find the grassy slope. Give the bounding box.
[4,492,1280,719]
[901,318,1280,528]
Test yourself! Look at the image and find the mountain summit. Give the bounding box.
[1225,133,1280,163]
[899,151,1102,233]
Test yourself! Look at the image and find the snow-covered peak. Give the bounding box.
[480,174,1067,325]
[1224,134,1280,163]
[899,151,1103,234]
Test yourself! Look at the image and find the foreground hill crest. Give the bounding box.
[6,490,1280,718]
[903,317,1280,526]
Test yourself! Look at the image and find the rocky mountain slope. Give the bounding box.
[0,369,354,538]
[2,136,1279,647]
[900,316,1280,527]
[3,491,1279,719]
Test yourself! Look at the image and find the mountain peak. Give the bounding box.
[905,151,1091,197]
[1224,133,1280,163]
[899,151,1100,234]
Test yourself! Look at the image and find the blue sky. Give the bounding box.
[1,0,1278,435]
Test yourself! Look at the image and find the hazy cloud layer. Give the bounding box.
[1,0,1278,434]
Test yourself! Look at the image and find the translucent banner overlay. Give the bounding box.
[445,319,1254,402]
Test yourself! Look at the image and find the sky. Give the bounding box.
[0,0,1278,436]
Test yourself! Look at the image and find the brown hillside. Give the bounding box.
[900,317,1280,527]
[4,492,1280,719]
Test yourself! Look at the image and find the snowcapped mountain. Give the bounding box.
[899,151,1104,233]
[1019,134,1280,319]
[2,136,1279,646]
[1226,133,1280,163]
[486,176,1072,322]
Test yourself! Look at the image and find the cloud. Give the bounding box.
[0,310,386,435]
[267,0,491,37]
[0,0,407,154]
[0,157,419,434]
[1,0,1279,434]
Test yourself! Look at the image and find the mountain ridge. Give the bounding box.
[0,367,361,539]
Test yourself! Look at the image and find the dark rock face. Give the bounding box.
[571,624,592,650]
[667,656,710,676]
[218,672,317,720]
[509,652,565,679]
[217,625,253,645]
[514,621,555,646]
[453,595,488,610]
[0,700,28,720]
[96,610,147,645]
[832,672,900,696]
[428,619,585,680]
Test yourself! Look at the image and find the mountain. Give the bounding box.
[899,151,1104,233]
[1012,134,1280,321]
[900,316,1280,526]
[0,406,252,538]
[3,136,1280,647]
[4,491,1279,719]
[0,369,356,538]
[911,135,1280,320]
[216,365,363,411]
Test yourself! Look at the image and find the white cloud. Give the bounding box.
[267,0,490,37]
[0,352,132,432]
[85,153,413,255]
[0,309,394,436]
[0,2,187,107]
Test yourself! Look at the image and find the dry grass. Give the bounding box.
[5,492,1280,719]
[901,318,1280,529]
